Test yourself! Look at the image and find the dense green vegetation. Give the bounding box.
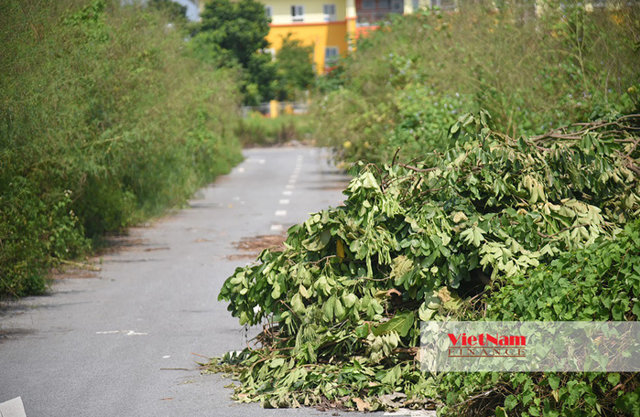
[213,2,640,415]
[192,0,277,105]
[235,114,313,147]
[192,0,315,105]
[312,1,639,163]
[0,0,242,297]
[274,35,315,101]
[437,217,640,416]
[215,114,640,414]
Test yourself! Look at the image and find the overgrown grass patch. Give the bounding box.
[236,114,314,147]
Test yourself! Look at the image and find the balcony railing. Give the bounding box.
[356,10,401,25]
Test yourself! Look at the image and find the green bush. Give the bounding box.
[0,0,242,296]
[312,1,640,163]
[235,114,313,146]
[436,218,640,417]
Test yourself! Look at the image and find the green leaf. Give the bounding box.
[298,284,310,299]
[291,293,305,314]
[548,374,560,390]
[504,394,518,410]
[323,296,336,321]
[334,297,346,319]
[270,358,285,368]
[355,323,370,338]
[373,312,414,337]
[418,301,436,321]
[271,282,281,299]
[302,228,332,251]
[361,172,380,190]
[607,373,620,386]
[342,293,358,308]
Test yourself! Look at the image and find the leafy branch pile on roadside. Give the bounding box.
[212,113,640,414]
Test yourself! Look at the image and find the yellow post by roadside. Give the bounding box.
[270,100,279,118]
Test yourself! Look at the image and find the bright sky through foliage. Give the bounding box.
[172,0,199,20]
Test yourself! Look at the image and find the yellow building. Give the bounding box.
[264,0,355,73]
[198,0,411,74]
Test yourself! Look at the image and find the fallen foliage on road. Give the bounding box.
[211,113,640,415]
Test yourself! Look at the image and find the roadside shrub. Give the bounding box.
[0,0,242,296]
[275,34,315,101]
[438,219,640,416]
[312,1,640,163]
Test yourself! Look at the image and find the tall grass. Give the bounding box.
[312,1,640,163]
[0,0,243,296]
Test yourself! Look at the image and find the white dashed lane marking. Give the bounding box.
[270,155,303,233]
[96,330,148,336]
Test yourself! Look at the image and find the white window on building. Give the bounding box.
[265,5,273,18]
[325,46,339,67]
[362,0,375,9]
[291,5,304,22]
[323,4,336,21]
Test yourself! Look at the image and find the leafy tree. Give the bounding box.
[192,0,277,104]
[275,34,315,100]
[148,0,187,23]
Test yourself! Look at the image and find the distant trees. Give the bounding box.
[191,0,315,105]
[191,0,277,104]
[275,34,315,101]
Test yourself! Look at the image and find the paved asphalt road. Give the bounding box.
[0,148,393,417]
